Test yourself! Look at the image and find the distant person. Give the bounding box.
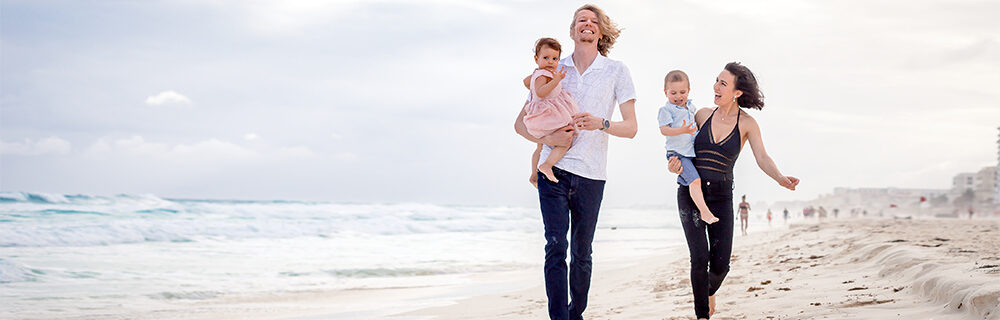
[818,206,827,220]
[668,62,799,320]
[968,206,974,219]
[783,208,789,223]
[658,70,718,224]
[833,208,839,218]
[766,208,772,226]
[514,5,637,320]
[738,195,750,235]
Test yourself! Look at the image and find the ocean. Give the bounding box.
[0,191,686,319]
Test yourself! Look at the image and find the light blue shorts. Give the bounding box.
[666,151,700,186]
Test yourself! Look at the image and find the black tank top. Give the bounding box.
[693,108,742,182]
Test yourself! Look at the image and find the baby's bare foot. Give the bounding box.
[538,164,559,183]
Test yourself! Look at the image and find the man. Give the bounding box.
[514,4,636,320]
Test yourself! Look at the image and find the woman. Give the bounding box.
[738,195,750,235]
[668,62,799,320]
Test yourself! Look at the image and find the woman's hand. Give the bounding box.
[572,112,604,130]
[778,176,799,190]
[667,156,682,174]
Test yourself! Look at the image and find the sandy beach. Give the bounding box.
[404,218,1000,319]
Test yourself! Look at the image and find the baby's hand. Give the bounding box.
[551,66,567,83]
[680,120,697,135]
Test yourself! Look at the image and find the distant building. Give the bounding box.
[976,166,997,205]
[953,172,976,195]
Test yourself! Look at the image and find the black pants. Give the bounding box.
[677,180,734,319]
[537,166,606,320]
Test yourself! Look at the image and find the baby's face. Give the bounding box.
[665,81,690,107]
[534,46,561,71]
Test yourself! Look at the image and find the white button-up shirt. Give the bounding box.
[539,54,636,181]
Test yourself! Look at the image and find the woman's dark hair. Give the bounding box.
[725,62,764,110]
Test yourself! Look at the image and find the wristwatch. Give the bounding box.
[600,118,610,131]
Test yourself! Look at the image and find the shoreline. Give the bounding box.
[402,217,1000,319]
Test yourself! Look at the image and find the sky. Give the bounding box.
[1,0,999,207]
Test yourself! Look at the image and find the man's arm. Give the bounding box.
[607,99,638,138]
[515,105,575,147]
[570,99,637,139]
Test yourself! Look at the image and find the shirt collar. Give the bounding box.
[561,53,607,72]
[667,99,694,110]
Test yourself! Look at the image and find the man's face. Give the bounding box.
[572,9,600,43]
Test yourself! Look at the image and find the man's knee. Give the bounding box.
[544,234,568,259]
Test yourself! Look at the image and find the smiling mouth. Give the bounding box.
[581,30,594,34]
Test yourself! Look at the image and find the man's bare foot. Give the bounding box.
[709,295,716,316]
[538,163,559,183]
[701,213,720,224]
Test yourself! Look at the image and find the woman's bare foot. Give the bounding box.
[709,295,716,316]
[538,163,559,183]
[701,212,720,224]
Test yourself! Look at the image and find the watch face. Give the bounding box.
[603,119,610,129]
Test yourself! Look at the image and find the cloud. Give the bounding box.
[244,133,259,141]
[0,137,72,156]
[144,90,192,106]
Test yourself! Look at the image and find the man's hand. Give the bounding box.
[541,125,575,147]
[667,156,682,174]
[572,112,604,131]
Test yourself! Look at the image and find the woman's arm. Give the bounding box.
[744,116,799,190]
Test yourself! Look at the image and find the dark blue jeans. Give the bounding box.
[677,179,734,319]
[537,166,606,320]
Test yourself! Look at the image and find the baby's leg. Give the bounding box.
[529,144,542,188]
[689,178,719,224]
[538,145,567,184]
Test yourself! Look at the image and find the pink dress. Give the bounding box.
[523,69,579,138]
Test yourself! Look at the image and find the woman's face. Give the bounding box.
[572,9,601,44]
[712,70,741,106]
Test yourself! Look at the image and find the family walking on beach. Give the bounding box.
[514,4,799,320]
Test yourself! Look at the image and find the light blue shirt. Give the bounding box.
[657,100,696,157]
